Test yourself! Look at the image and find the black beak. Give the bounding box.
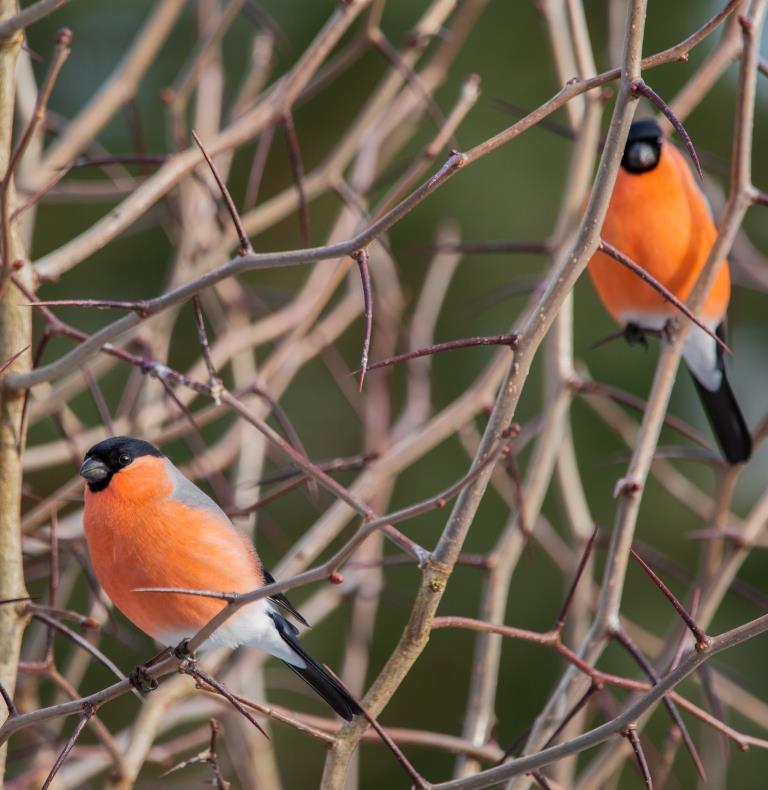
[79,456,109,483]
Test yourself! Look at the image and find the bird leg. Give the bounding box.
[129,645,172,693]
[129,665,158,694]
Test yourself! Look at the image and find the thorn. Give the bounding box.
[554,526,599,632]
[630,548,710,650]
[191,130,253,256]
[631,80,703,181]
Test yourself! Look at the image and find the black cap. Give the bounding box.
[627,117,662,144]
[80,436,163,492]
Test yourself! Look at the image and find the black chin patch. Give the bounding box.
[621,118,662,174]
[622,140,661,173]
[86,474,112,493]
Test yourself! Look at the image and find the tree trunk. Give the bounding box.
[0,1,33,780]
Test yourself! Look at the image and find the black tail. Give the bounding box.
[269,612,362,721]
[691,370,751,465]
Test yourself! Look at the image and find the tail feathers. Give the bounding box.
[269,612,362,721]
[691,370,752,465]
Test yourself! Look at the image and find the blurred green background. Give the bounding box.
[17,1,768,787]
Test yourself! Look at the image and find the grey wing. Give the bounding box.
[165,459,232,522]
[167,460,310,626]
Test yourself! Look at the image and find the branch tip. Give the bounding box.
[191,129,253,256]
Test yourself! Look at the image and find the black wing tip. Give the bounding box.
[270,612,362,720]
[262,567,310,627]
[722,434,752,465]
[691,373,752,466]
[286,664,362,721]
[272,591,310,627]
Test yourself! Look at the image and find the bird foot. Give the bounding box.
[661,319,675,343]
[173,638,197,669]
[129,664,159,694]
[623,323,649,349]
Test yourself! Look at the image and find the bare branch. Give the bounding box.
[622,724,653,789]
[192,128,254,256]
[0,0,70,40]
[630,548,710,650]
[366,334,518,374]
[353,248,372,389]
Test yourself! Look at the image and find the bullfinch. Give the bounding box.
[79,436,361,720]
[588,117,751,464]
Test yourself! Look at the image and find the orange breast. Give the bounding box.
[83,456,262,640]
[587,142,730,324]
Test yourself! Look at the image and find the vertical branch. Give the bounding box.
[622,724,653,789]
[353,248,372,389]
[0,1,31,781]
[523,0,768,768]
[455,0,600,778]
[321,2,648,786]
[517,0,649,770]
[1,26,70,280]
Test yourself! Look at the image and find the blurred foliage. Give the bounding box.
[16,1,768,787]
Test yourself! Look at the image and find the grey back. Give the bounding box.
[165,459,231,526]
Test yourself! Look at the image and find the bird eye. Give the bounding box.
[118,453,132,466]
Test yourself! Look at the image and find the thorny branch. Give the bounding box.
[2,1,767,788]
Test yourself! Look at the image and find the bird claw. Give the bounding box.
[173,638,197,669]
[129,664,159,694]
[623,323,648,349]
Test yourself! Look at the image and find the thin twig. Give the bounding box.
[365,334,519,374]
[40,703,95,790]
[612,627,706,780]
[44,511,60,662]
[350,686,429,789]
[81,366,115,434]
[192,296,223,403]
[161,718,231,788]
[282,110,310,246]
[32,612,129,687]
[0,345,28,374]
[622,724,653,789]
[192,129,254,255]
[0,682,16,718]
[630,548,710,650]
[353,248,372,389]
[554,527,598,633]
[243,122,275,210]
[185,664,269,739]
